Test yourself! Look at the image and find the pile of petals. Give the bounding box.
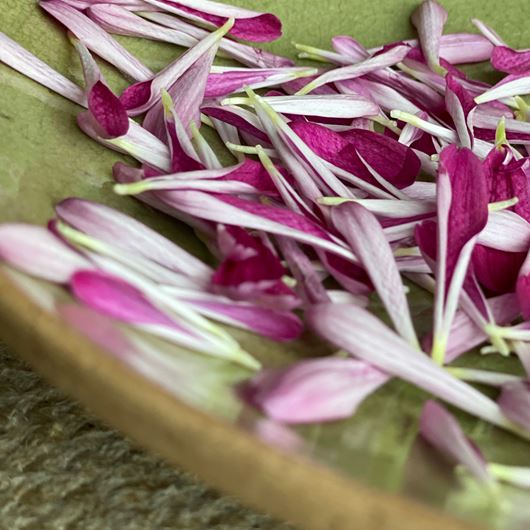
[5,0,530,492]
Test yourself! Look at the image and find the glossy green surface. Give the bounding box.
[2,1,530,528]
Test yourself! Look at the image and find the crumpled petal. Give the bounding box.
[240,357,389,424]
[211,225,299,310]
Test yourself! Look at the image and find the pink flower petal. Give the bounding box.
[141,11,292,67]
[0,31,85,105]
[307,303,509,428]
[332,203,418,345]
[498,381,530,430]
[87,80,129,138]
[492,46,530,75]
[143,0,282,42]
[241,357,389,424]
[55,198,212,281]
[0,224,91,283]
[40,1,153,81]
[410,0,448,73]
[420,400,493,483]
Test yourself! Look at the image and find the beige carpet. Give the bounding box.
[0,344,291,530]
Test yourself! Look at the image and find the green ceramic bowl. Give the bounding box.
[2,2,530,529]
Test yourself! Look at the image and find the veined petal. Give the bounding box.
[307,303,513,430]
[420,400,494,484]
[432,146,489,363]
[205,66,316,98]
[479,211,530,252]
[0,31,85,105]
[55,198,212,281]
[296,44,410,95]
[224,94,379,119]
[142,0,282,42]
[120,18,233,116]
[77,113,171,171]
[40,1,153,81]
[332,203,419,346]
[141,11,292,67]
[241,357,389,424]
[410,0,448,74]
[0,224,91,283]
[475,74,530,105]
[87,80,129,138]
[492,46,530,75]
[154,190,356,261]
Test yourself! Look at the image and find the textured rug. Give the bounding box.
[0,344,291,530]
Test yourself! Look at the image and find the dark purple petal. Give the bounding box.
[201,105,269,143]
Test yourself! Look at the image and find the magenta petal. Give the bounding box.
[87,81,129,138]
[190,300,302,341]
[289,122,420,190]
[241,357,389,424]
[445,74,476,148]
[143,0,282,42]
[71,270,177,327]
[441,146,489,285]
[420,401,492,483]
[516,252,530,319]
[40,1,152,81]
[56,198,212,281]
[307,303,506,426]
[332,203,418,345]
[0,224,91,283]
[473,245,525,295]
[201,105,269,143]
[410,0,448,73]
[492,46,530,75]
[498,381,530,430]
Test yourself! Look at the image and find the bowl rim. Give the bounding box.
[0,268,484,530]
